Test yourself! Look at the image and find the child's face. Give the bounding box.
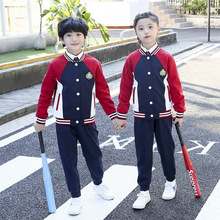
[61,31,86,55]
[135,18,160,49]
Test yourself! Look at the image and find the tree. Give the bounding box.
[185,0,207,15]
[34,0,46,50]
[41,0,110,43]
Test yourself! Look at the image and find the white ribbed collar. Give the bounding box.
[66,49,83,60]
[139,43,160,56]
[141,43,158,54]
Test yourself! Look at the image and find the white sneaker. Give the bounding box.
[68,197,82,216]
[93,183,115,200]
[132,190,151,209]
[162,179,177,200]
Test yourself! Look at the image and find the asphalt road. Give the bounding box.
[0,43,219,220]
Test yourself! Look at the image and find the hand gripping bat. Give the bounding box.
[175,123,201,198]
[38,131,56,213]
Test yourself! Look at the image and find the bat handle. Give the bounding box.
[38,131,45,154]
[175,122,185,147]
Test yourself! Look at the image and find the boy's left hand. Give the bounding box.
[112,118,127,131]
[173,117,183,127]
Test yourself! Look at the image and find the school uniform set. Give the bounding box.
[36,50,117,198]
[117,43,186,191]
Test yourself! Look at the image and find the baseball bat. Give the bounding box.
[175,123,201,198]
[38,131,56,213]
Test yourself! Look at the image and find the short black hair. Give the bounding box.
[133,11,159,30]
[58,16,89,39]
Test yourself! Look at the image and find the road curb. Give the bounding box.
[0,31,176,95]
[171,42,203,56]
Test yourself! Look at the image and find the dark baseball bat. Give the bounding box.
[175,123,201,198]
[38,131,56,213]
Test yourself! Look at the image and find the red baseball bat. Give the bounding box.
[175,123,201,198]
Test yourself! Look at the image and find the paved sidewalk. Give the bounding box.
[0,41,202,125]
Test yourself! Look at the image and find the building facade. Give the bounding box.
[0,0,149,37]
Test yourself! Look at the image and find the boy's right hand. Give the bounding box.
[34,122,45,133]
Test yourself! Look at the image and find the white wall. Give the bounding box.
[85,0,149,27]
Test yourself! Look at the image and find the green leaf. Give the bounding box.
[83,12,91,20]
[80,6,86,13]
[53,0,61,5]
[75,0,80,5]
[41,9,50,17]
[63,10,71,17]
[50,7,58,13]
[48,24,54,39]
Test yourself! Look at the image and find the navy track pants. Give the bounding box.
[56,123,103,198]
[134,117,176,191]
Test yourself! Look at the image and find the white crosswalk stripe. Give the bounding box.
[45,165,140,220]
[0,156,54,193]
[195,179,220,220]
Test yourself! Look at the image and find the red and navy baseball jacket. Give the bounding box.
[117,43,186,120]
[36,50,117,126]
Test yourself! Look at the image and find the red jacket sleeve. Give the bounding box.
[166,54,186,118]
[117,56,134,119]
[36,62,57,124]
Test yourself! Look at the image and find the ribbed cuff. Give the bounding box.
[109,112,117,120]
[117,112,127,120]
[176,112,184,118]
[36,117,46,125]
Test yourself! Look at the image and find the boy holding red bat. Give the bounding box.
[114,12,186,209]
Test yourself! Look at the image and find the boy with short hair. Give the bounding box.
[34,17,117,216]
[115,12,186,209]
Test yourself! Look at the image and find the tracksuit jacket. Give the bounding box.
[36,50,117,125]
[117,43,186,119]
